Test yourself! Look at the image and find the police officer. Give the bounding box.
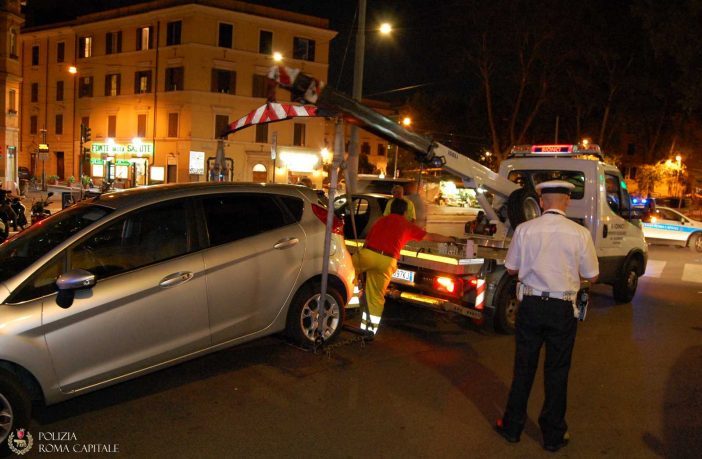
[355,198,455,335]
[495,180,599,452]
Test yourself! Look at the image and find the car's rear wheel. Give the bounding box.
[0,370,32,457]
[613,258,640,304]
[688,233,702,253]
[285,282,345,348]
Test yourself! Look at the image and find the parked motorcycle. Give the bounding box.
[31,191,54,225]
[10,197,27,230]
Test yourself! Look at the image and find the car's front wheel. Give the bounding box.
[285,282,345,348]
[688,233,702,253]
[0,370,32,457]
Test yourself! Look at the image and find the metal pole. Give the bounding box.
[347,0,366,193]
[393,144,399,178]
[41,129,47,191]
[315,119,345,344]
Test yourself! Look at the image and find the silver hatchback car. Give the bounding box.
[0,183,354,453]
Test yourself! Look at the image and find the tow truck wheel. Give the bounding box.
[507,187,541,228]
[688,233,702,253]
[613,258,640,304]
[494,276,518,334]
[285,282,345,348]
[0,370,32,457]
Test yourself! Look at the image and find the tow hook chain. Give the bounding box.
[317,335,369,358]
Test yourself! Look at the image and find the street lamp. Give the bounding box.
[675,154,683,208]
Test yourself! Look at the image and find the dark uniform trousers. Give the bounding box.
[502,295,577,445]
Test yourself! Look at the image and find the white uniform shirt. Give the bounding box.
[505,209,599,293]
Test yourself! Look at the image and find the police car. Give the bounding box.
[642,206,702,252]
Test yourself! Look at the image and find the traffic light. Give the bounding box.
[81,124,91,142]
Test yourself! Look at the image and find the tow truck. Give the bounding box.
[224,71,648,334]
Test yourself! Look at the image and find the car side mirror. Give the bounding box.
[55,269,96,309]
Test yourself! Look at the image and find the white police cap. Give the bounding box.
[535,180,575,195]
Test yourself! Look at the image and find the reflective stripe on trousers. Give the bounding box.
[352,248,397,334]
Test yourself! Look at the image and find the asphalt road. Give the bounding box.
[21,243,701,458]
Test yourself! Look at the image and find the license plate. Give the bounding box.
[392,268,415,283]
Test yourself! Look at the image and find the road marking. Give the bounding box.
[643,260,666,278]
[682,264,702,283]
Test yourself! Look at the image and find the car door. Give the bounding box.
[199,192,305,344]
[42,198,210,392]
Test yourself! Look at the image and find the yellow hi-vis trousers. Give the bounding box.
[353,248,397,334]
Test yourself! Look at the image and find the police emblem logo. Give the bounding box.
[8,428,33,455]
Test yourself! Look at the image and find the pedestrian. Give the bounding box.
[383,184,416,222]
[298,176,313,188]
[466,210,489,234]
[405,181,427,229]
[495,180,599,452]
[354,198,455,335]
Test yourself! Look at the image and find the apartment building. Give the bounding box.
[19,0,335,187]
[0,0,23,189]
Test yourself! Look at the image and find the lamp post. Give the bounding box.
[69,65,78,179]
[675,154,682,209]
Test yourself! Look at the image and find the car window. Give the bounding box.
[508,170,585,200]
[0,204,112,283]
[278,195,304,222]
[657,209,679,221]
[8,253,65,303]
[353,198,371,215]
[69,199,190,279]
[604,174,621,213]
[201,193,290,246]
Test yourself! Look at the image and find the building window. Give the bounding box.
[81,116,90,130]
[377,144,385,156]
[255,123,268,143]
[9,29,17,58]
[78,36,92,58]
[137,26,153,51]
[215,115,229,139]
[30,115,38,134]
[165,67,184,91]
[252,74,268,98]
[361,142,371,155]
[105,74,121,96]
[293,123,306,146]
[55,114,63,135]
[211,69,236,94]
[106,31,123,55]
[259,30,272,54]
[107,115,117,138]
[31,45,39,65]
[218,23,233,48]
[293,37,315,61]
[79,76,93,98]
[137,114,147,138]
[56,81,64,101]
[134,70,152,93]
[8,89,16,112]
[168,113,179,138]
[30,83,38,102]
[57,42,65,62]
[166,21,182,46]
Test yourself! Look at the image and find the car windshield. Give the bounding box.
[508,170,586,200]
[0,204,113,283]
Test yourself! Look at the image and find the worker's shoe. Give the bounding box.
[543,432,570,452]
[494,419,519,443]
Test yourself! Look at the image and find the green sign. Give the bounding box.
[90,159,104,165]
[115,160,131,166]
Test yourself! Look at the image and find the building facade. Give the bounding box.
[0,0,23,190]
[19,0,336,188]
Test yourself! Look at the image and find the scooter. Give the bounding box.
[31,191,54,225]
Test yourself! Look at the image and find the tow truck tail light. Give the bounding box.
[311,204,344,235]
[433,276,461,295]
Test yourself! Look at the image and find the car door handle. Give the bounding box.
[159,271,194,288]
[603,224,608,238]
[274,237,299,250]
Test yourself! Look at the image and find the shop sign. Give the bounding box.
[115,160,131,166]
[189,151,206,175]
[91,143,153,155]
[90,159,105,165]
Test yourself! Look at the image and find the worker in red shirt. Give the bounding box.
[355,198,456,334]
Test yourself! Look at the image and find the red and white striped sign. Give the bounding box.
[221,102,319,137]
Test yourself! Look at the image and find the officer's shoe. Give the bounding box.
[543,432,570,452]
[494,419,519,443]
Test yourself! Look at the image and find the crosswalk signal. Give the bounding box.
[81,124,91,143]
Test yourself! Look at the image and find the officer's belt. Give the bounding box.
[363,245,399,260]
[522,285,576,302]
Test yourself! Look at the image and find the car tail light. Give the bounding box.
[311,204,344,235]
[433,276,462,295]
